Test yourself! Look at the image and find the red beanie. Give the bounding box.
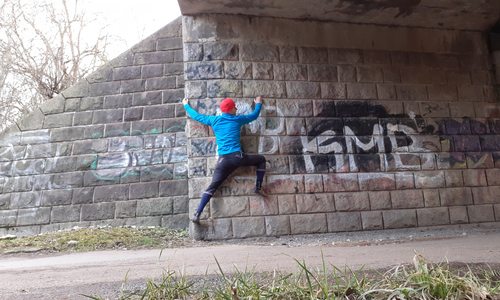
[220,98,235,113]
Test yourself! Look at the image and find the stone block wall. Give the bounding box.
[0,17,189,237]
[184,15,500,240]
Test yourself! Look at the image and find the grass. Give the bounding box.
[0,226,190,253]
[84,251,500,300]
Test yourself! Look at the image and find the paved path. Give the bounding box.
[0,230,499,299]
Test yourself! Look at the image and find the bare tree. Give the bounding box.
[0,0,112,130]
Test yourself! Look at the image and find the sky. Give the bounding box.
[84,0,182,59]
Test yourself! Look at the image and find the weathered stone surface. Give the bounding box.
[265,215,290,236]
[94,185,129,202]
[414,171,445,189]
[296,194,334,213]
[369,191,391,210]
[463,169,487,186]
[383,209,417,229]
[249,195,279,216]
[449,206,469,224]
[417,207,450,226]
[72,187,94,204]
[327,212,362,232]
[334,192,369,211]
[0,210,17,227]
[267,175,304,194]
[290,214,327,234]
[17,207,51,226]
[232,216,265,238]
[161,213,189,230]
[129,182,159,200]
[358,173,395,191]
[423,189,440,207]
[391,190,424,209]
[115,201,137,218]
[16,109,45,131]
[136,198,173,216]
[440,187,473,206]
[323,173,359,192]
[278,195,296,214]
[41,189,72,206]
[10,192,42,209]
[51,206,81,223]
[361,211,384,230]
[81,203,115,221]
[471,186,500,204]
[467,205,495,223]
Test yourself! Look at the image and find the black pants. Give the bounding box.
[205,151,266,196]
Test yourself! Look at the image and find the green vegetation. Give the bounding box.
[84,252,500,300]
[0,226,191,252]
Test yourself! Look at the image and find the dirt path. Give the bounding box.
[1,229,499,300]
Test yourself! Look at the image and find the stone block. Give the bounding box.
[321,83,347,100]
[113,66,141,81]
[383,209,417,229]
[141,64,163,78]
[103,94,133,109]
[161,213,189,230]
[357,66,383,83]
[10,192,42,209]
[0,194,10,209]
[92,109,123,124]
[185,61,224,80]
[16,109,45,131]
[130,182,159,200]
[486,169,500,186]
[90,81,121,96]
[52,172,84,189]
[377,84,397,99]
[334,192,369,211]
[73,140,109,155]
[323,173,359,192]
[252,63,273,80]
[278,195,296,214]
[369,191,391,210]
[80,96,104,111]
[241,44,279,62]
[41,189,72,206]
[396,85,428,101]
[265,215,290,236]
[273,63,307,81]
[81,203,115,221]
[188,177,211,198]
[295,194,334,214]
[115,201,137,218]
[305,174,325,193]
[440,187,473,206]
[423,189,440,207]
[346,83,377,99]
[132,91,162,106]
[361,211,383,230]
[290,213,327,234]
[72,187,94,204]
[131,120,163,135]
[471,186,500,204]
[249,195,279,216]
[308,65,337,82]
[495,204,500,221]
[207,80,243,98]
[133,51,174,65]
[139,165,173,182]
[120,79,145,93]
[267,175,304,194]
[157,37,182,51]
[173,195,189,214]
[104,123,131,138]
[183,43,203,61]
[51,206,81,223]
[136,197,173,216]
[286,82,321,99]
[109,136,144,152]
[143,104,175,120]
[224,62,252,79]
[467,205,495,223]
[0,210,17,227]
[232,217,266,238]
[163,89,184,104]
[427,85,458,101]
[243,81,286,98]
[145,77,176,91]
[463,169,487,187]
[61,80,89,98]
[445,170,464,187]
[94,185,129,202]
[417,207,450,226]
[73,111,93,125]
[200,218,233,240]
[12,159,46,176]
[414,171,445,189]
[40,95,66,115]
[395,172,414,190]
[327,212,362,232]
[17,207,51,225]
[211,196,249,218]
[364,50,391,65]
[358,173,395,191]
[329,48,362,64]
[391,190,424,209]
[43,113,74,129]
[449,206,469,224]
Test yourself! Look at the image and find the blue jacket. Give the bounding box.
[184,103,262,155]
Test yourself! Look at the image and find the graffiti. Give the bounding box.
[231,101,496,173]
